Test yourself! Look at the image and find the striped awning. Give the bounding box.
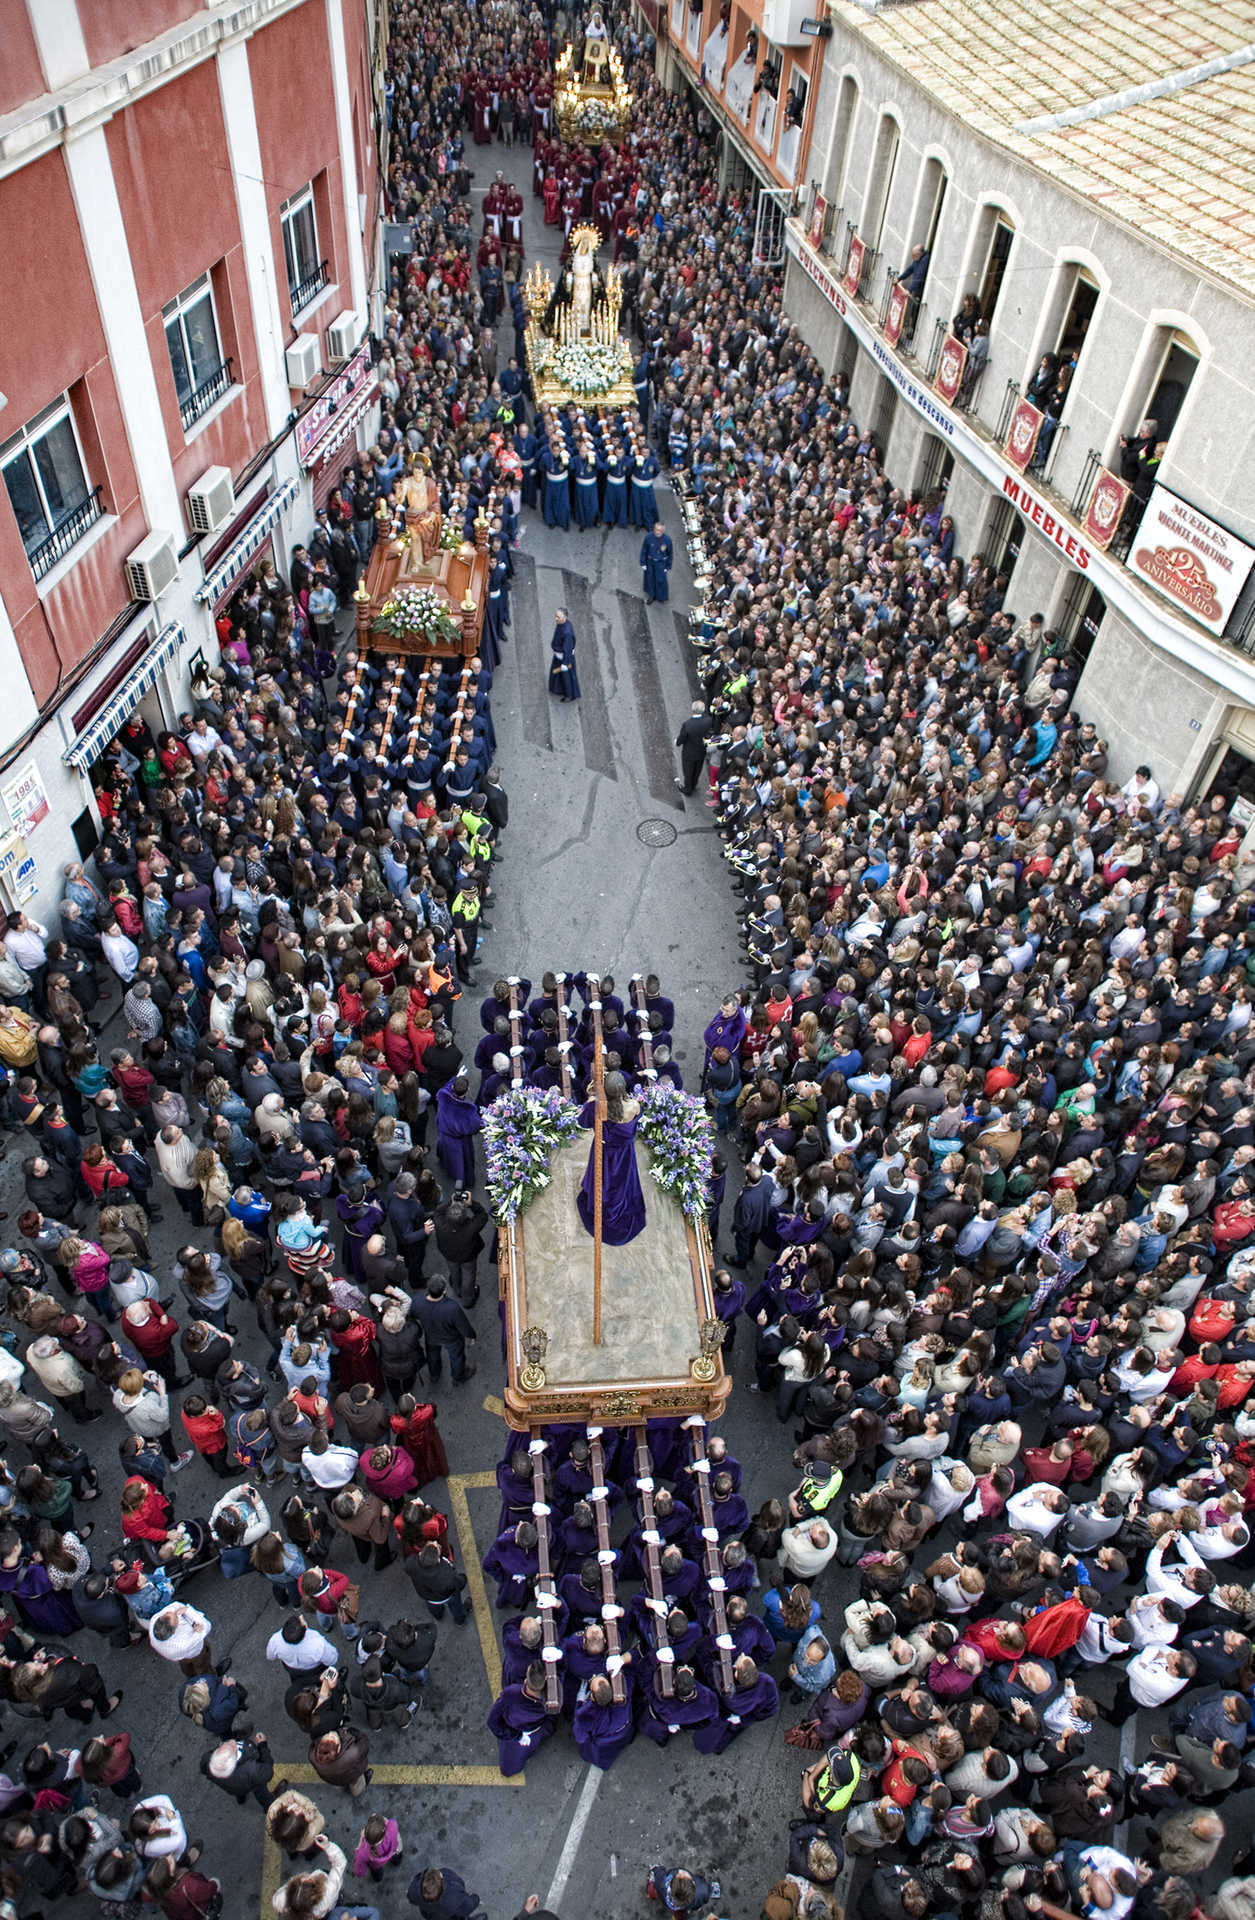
[194,474,299,604]
[303,373,379,468]
[63,622,185,771]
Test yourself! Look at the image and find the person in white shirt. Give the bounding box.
[1122,764,1160,812]
[1075,1609,1133,1669]
[267,1614,339,1674]
[148,1601,215,1674]
[129,1794,191,1863]
[1126,1592,1183,1649]
[3,914,46,975]
[301,1430,360,1491]
[101,919,139,983]
[184,715,232,763]
[1004,1482,1068,1540]
[1146,1531,1211,1611]
[1109,1645,1196,1720]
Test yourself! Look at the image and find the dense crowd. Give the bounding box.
[0,0,1250,1916]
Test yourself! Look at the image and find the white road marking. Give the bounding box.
[544,1763,604,1910]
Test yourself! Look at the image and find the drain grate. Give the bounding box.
[637,817,678,847]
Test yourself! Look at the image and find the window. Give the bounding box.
[984,497,1024,575]
[821,75,859,231]
[1143,331,1199,445]
[862,112,900,255]
[1,395,100,580]
[918,433,953,502]
[282,186,327,314]
[966,206,1016,324]
[164,275,229,430]
[1056,576,1106,666]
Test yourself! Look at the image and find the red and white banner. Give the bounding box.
[808,192,826,252]
[1130,483,1255,636]
[1082,467,1130,552]
[843,233,865,299]
[883,281,908,348]
[934,333,967,405]
[1004,398,1044,473]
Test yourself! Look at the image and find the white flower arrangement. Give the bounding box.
[377,582,459,644]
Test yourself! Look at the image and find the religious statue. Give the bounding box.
[582,6,610,86]
[570,224,597,339]
[577,1070,646,1247]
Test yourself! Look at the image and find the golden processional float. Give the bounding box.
[554,6,633,145]
[485,972,734,1713]
[522,232,636,411]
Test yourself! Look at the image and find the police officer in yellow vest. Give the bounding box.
[450,877,484,986]
[789,1459,843,1522]
[801,1745,860,1819]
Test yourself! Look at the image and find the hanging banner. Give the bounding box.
[1004,398,1044,473]
[843,233,865,299]
[1082,467,1131,552]
[934,333,967,405]
[807,192,826,252]
[883,280,908,348]
[1130,484,1255,636]
[0,830,37,905]
[1,762,50,837]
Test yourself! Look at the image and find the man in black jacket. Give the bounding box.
[674,700,712,797]
[432,1193,490,1306]
[412,1275,476,1381]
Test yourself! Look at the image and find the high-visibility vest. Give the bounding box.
[799,1468,843,1514]
[451,890,480,923]
[813,1753,860,1813]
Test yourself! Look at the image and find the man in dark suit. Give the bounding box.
[674,701,712,796]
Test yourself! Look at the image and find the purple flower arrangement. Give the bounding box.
[638,1083,714,1217]
[483,1085,582,1223]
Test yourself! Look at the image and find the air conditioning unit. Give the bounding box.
[326,310,359,364]
[125,530,179,602]
[285,332,322,388]
[185,465,235,537]
[762,0,810,40]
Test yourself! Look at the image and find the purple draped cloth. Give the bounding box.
[576,1101,646,1246]
[573,1684,637,1769]
[436,1084,483,1186]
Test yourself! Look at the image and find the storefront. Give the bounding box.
[194,473,300,616]
[296,343,380,509]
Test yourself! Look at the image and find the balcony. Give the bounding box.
[179,357,234,432]
[28,487,105,582]
[996,381,1069,485]
[289,259,329,317]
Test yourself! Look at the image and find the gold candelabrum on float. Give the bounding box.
[523,262,554,321]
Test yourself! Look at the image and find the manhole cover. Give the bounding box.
[637,817,678,847]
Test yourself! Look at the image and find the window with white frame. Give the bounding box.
[163,275,228,428]
[1,394,99,578]
[282,185,326,313]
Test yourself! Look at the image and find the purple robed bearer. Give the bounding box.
[692,1658,780,1753]
[436,1076,483,1186]
[576,1072,646,1247]
[486,1670,557,1775]
[573,1669,638,1769]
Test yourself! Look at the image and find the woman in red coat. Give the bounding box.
[329,1310,384,1392]
[120,1475,174,1546]
[391,1395,449,1490]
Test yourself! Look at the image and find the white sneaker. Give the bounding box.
[171,1450,195,1473]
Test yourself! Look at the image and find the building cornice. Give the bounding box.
[0,0,311,179]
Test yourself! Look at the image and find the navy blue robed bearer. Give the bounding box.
[640,521,673,603]
[548,607,580,702]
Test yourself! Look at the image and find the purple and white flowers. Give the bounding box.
[483,1085,582,1223]
[638,1082,714,1218]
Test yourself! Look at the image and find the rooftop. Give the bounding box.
[835,0,1255,299]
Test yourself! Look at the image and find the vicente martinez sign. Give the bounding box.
[1130,484,1255,636]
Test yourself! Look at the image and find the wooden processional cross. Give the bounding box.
[586,973,607,1346]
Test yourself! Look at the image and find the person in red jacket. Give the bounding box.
[299,1564,357,1634]
[122,1301,182,1386]
[120,1475,175,1545]
[181,1395,231,1477]
[390,1395,449,1490]
[144,1855,223,1919]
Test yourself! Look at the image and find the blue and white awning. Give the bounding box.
[63,622,185,771]
[194,474,300,605]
